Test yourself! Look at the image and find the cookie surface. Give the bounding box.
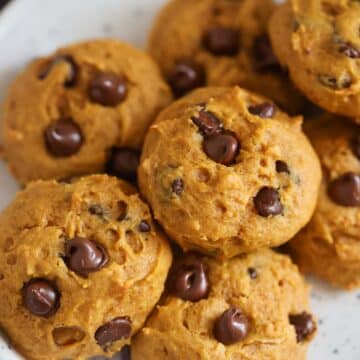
[149,0,305,114]
[289,114,360,289]
[0,175,172,360]
[132,249,316,360]
[269,0,360,118]
[2,39,172,184]
[138,87,321,257]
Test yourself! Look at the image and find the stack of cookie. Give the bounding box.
[0,0,358,359]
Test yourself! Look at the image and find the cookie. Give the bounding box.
[0,175,172,360]
[132,249,316,360]
[2,39,172,184]
[289,114,360,289]
[138,87,321,257]
[148,0,305,114]
[269,0,360,118]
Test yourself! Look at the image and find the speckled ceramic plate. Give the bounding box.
[0,1,359,359]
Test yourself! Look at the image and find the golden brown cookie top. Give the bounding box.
[0,175,172,360]
[148,0,305,114]
[269,0,360,117]
[139,86,321,257]
[132,249,316,360]
[2,38,172,184]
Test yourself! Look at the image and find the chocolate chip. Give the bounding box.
[276,160,290,174]
[328,172,360,207]
[22,279,60,317]
[253,35,281,72]
[106,148,140,182]
[65,237,108,277]
[203,26,240,56]
[248,102,276,118]
[339,43,360,59]
[117,201,128,221]
[254,187,283,217]
[350,135,360,160]
[172,178,184,196]
[203,131,239,165]
[169,261,209,302]
[192,110,223,136]
[139,220,151,232]
[44,119,83,157]
[38,55,77,87]
[168,60,206,97]
[289,312,316,342]
[95,317,132,348]
[213,308,250,345]
[247,268,258,279]
[88,72,127,106]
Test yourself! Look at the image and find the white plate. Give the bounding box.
[0,1,359,359]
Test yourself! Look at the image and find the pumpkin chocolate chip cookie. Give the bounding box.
[0,175,172,360]
[289,113,360,290]
[138,87,321,257]
[132,249,316,360]
[148,0,305,114]
[269,0,360,118]
[2,39,172,184]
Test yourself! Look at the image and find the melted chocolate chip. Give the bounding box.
[139,220,151,233]
[289,312,316,343]
[88,72,127,106]
[247,268,258,279]
[351,135,360,160]
[172,178,184,196]
[253,35,281,72]
[192,110,223,136]
[203,27,240,56]
[169,261,209,302]
[213,308,250,345]
[168,60,206,97]
[106,148,140,182]
[328,172,360,207]
[65,238,108,277]
[276,160,290,174]
[44,119,83,157]
[248,102,276,118]
[254,187,283,217]
[38,55,77,87]
[203,131,239,165]
[339,43,360,59]
[23,279,60,317]
[318,73,352,90]
[95,317,132,348]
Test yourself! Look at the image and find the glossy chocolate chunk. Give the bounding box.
[95,317,132,347]
[44,119,83,157]
[213,308,250,345]
[169,261,209,302]
[65,237,108,277]
[254,187,283,217]
[88,72,127,106]
[23,279,60,317]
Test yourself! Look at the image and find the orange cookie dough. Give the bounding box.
[138,87,321,257]
[132,249,316,360]
[2,39,172,184]
[149,0,305,114]
[269,0,360,118]
[289,114,360,289]
[0,175,172,360]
